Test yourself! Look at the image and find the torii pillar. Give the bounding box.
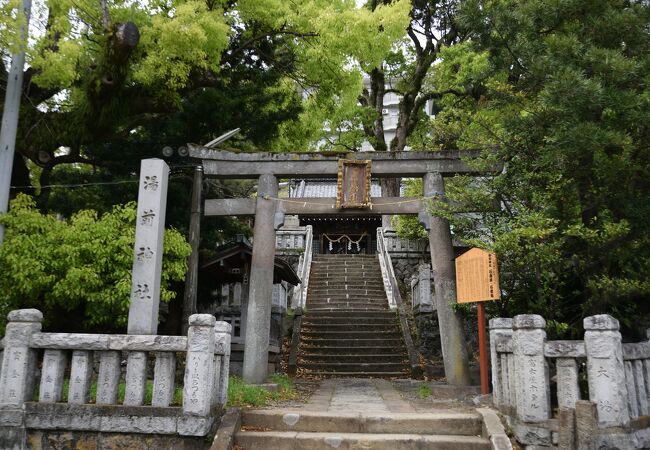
[422,172,471,386]
[242,174,281,384]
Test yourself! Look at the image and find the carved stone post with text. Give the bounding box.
[584,314,629,428]
[127,158,169,334]
[0,309,42,450]
[183,314,216,416]
[125,159,169,408]
[213,321,232,408]
[512,314,552,447]
[513,315,550,423]
[0,309,42,405]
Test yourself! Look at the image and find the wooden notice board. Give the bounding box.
[455,248,500,303]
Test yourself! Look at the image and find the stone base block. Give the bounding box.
[27,430,209,450]
[24,402,216,437]
[514,422,552,446]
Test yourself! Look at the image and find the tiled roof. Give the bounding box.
[290,179,382,198]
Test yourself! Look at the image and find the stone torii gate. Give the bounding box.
[190,146,492,385]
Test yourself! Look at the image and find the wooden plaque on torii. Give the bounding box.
[336,159,372,209]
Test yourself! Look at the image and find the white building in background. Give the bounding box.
[303,76,435,152]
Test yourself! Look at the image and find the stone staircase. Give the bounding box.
[234,410,491,449]
[297,254,410,377]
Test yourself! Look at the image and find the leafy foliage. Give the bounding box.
[0,194,190,333]
[421,0,650,337]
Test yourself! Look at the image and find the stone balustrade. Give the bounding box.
[381,229,429,256]
[0,309,231,448]
[490,314,650,449]
[275,226,311,253]
[410,263,434,314]
[276,225,313,309]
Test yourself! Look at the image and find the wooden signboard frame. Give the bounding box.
[456,248,500,303]
[455,248,501,395]
[336,159,372,209]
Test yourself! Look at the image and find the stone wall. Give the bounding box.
[27,430,209,450]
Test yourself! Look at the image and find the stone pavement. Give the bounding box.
[301,378,415,413]
[228,379,504,450]
[297,378,483,414]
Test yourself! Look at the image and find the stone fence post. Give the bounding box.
[584,314,629,428]
[513,315,550,423]
[214,321,232,408]
[183,314,216,416]
[489,318,513,410]
[414,264,433,314]
[0,309,42,405]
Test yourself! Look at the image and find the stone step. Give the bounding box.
[309,275,384,282]
[241,411,484,435]
[235,431,490,450]
[298,353,407,363]
[299,345,403,355]
[300,371,411,378]
[313,254,377,258]
[308,289,387,296]
[302,318,398,326]
[310,272,383,279]
[301,323,400,331]
[311,264,381,270]
[311,265,381,271]
[299,362,408,372]
[302,331,401,341]
[301,338,404,347]
[307,300,388,307]
[308,294,387,300]
[307,299,388,305]
[307,298,388,304]
[305,310,397,317]
[307,305,389,311]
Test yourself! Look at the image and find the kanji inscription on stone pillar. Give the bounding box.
[127,159,169,335]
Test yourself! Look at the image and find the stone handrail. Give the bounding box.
[377,227,398,310]
[374,229,429,256]
[285,225,313,309]
[376,227,422,377]
[489,314,650,449]
[0,309,232,446]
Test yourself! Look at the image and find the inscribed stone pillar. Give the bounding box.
[422,172,470,386]
[0,309,42,405]
[242,174,279,384]
[556,358,581,409]
[213,321,232,408]
[124,351,148,406]
[512,314,550,423]
[489,318,513,409]
[183,314,216,416]
[127,158,169,335]
[96,351,121,405]
[416,263,433,313]
[68,350,93,404]
[584,314,629,427]
[152,352,176,407]
[38,350,66,403]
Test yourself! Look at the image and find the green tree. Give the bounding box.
[0,194,191,333]
[425,0,650,337]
